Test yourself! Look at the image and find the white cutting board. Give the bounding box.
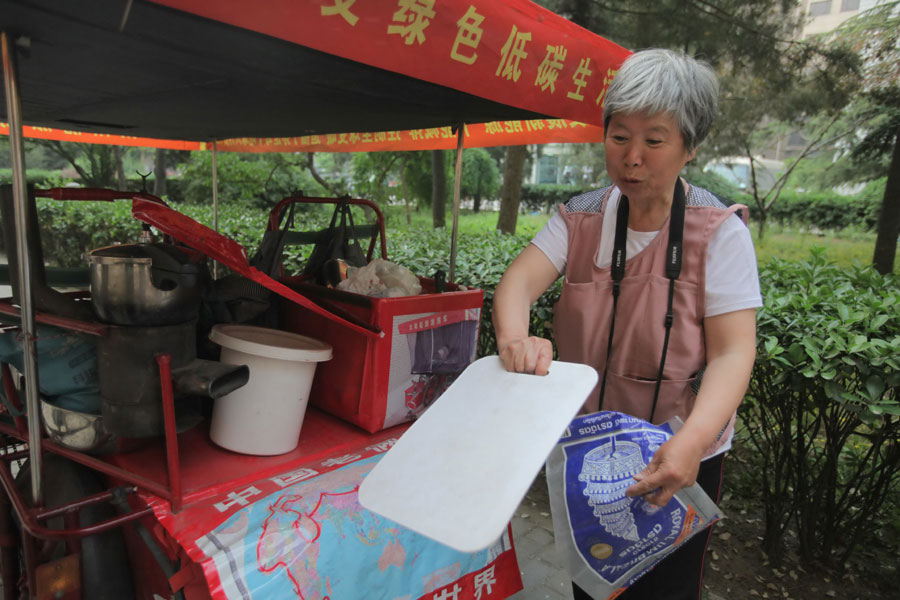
[358,356,597,553]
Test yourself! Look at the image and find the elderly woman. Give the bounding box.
[493,49,761,599]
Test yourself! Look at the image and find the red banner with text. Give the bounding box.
[205,119,603,153]
[0,123,202,151]
[149,0,630,126]
[5,119,603,153]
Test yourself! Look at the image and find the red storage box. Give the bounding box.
[279,277,482,433]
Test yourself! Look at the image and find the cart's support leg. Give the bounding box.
[449,123,466,283]
[1,31,43,506]
[212,139,220,280]
[20,526,38,598]
[0,486,20,600]
[157,354,183,513]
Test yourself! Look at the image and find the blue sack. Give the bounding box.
[0,324,100,414]
[546,411,724,599]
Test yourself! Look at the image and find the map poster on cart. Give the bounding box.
[144,434,521,600]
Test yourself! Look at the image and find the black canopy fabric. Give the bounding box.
[0,0,543,141]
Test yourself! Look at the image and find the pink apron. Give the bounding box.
[552,187,747,456]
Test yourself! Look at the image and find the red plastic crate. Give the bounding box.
[279,277,482,433]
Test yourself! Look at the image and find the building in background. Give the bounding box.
[800,0,867,37]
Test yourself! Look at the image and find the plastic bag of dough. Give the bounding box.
[337,259,422,297]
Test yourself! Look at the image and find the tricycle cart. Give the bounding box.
[0,1,629,598]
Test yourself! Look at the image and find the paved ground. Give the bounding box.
[508,470,574,600]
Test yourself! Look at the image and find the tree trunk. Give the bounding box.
[872,128,899,275]
[755,211,768,242]
[473,192,482,213]
[431,150,446,228]
[114,146,126,189]
[497,145,527,234]
[153,149,168,197]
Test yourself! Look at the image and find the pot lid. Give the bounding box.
[89,243,200,274]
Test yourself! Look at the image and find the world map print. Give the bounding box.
[196,454,510,599]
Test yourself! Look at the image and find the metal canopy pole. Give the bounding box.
[1,32,43,504]
[211,139,219,279]
[449,123,465,283]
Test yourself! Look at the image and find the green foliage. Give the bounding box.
[34,200,144,267]
[765,188,881,231]
[0,169,74,188]
[459,148,501,203]
[683,166,743,201]
[30,200,274,268]
[180,152,326,209]
[520,183,590,213]
[351,152,405,206]
[752,226,898,270]
[742,251,899,567]
[385,227,559,357]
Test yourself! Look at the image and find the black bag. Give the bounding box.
[302,200,367,285]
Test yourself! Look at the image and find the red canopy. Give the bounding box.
[1,0,626,150]
[150,0,627,127]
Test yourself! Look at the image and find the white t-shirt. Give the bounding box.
[531,188,762,317]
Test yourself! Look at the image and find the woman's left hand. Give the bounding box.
[624,433,704,507]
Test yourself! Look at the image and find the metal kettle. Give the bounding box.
[89,243,206,326]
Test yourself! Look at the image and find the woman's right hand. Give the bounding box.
[498,336,553,376]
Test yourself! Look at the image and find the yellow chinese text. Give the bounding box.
[451,6,484,65]
[495,25,532,82]
[595,67,619,106]
[321,0,359,27]
[567,57,593,101]
[534,44,567,93]
[387,0,436,45]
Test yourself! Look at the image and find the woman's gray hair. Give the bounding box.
[603,49,719,152]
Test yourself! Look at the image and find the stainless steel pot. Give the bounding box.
[89,243,205,325]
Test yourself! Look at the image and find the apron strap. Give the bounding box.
[597,194,629,410]
[649,181,686,422]
[597,180,687,421]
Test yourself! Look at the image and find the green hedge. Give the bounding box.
[765,188,882,231]
[743,252,899,566]
[520,184,591,213]
[746,179,885,232]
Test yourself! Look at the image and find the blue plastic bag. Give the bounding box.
[546,411,724,599]
[0,324,100,414]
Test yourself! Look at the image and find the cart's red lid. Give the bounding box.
[131,197,382,338]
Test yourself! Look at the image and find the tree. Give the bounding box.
[543,0,862,238]
[830,2,900,274]
[872,128,900,273]
[460,148,501,212]
[497,145,528,234]
[153,149,168,196]
[34,140,126,188]
[431,150,447,228]
[351,151,403,206]
[179,151,325,208]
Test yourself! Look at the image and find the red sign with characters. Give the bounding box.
[148,0,629,126]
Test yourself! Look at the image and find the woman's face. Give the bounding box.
[604,111,696,206]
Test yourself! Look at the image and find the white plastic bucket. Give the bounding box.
[209,325,332,455]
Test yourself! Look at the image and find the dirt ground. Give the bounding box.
[702,457,897,600]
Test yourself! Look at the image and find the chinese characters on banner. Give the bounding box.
[148,0,630,127]
[206,119,603,153]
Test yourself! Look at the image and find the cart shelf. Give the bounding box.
[106,407,408,508]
